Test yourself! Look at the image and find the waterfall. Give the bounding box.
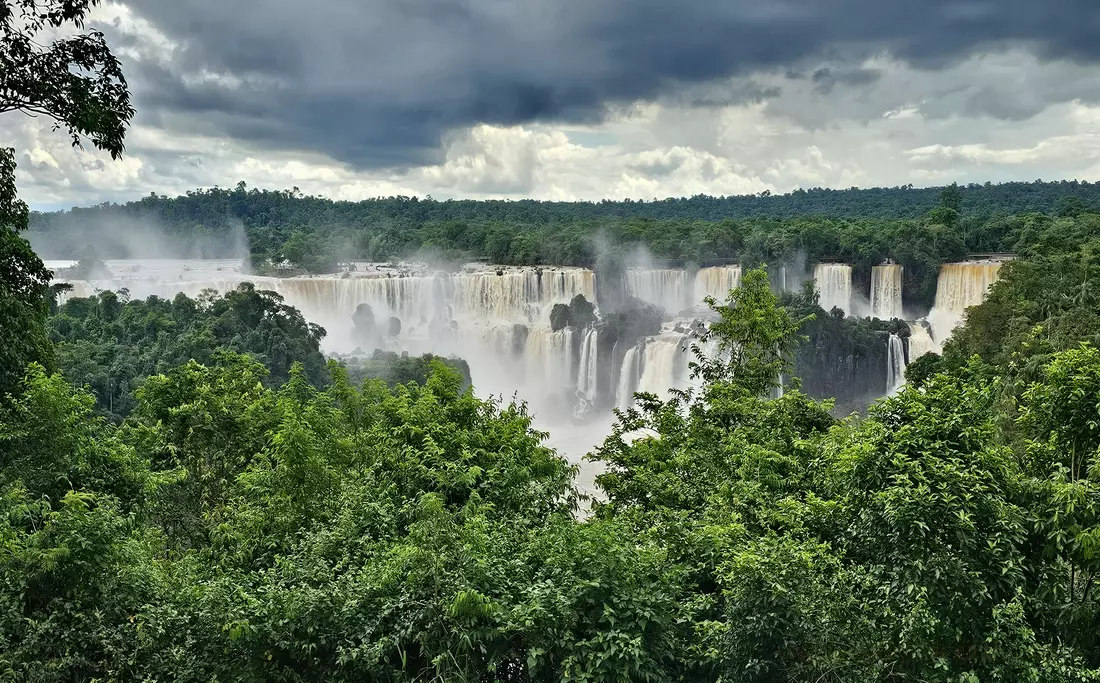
[55,280,96,305]
[907,322,937,359]
[61,263,595,328]
[887,333,907,394]
[870,264,903,320]
[928,261,1003,343]
[616,346,641,409]
[450,268,595,322]
[814,263,852,315]
[934,262,1003,312]
[625,269,691,314]
[693,266,742,305]
[524,327,574,388]
[280,275,445,326]
[485,323,528,359]
[576,328,599,399]
[636,335,688,397]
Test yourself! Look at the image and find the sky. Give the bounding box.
[5,0,1100,209]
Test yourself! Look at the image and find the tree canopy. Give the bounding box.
[0,0,134,397]
[5,4,1100,674]
[5,250,1100,678]
[49,285,329,420]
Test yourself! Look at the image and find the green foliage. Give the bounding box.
[0,227,52,397]
[0,363,150,504]
[49,285,328,420]
[0,0,135,399]
[281,229,342,273]
[589,269,1100,680]
[4,353,631,680]
[339,350,472,390]
[12,204,1100,679]
[905,350,944,387]
[944,212,1100,393]
[0,0,134,159]
[692,267,805,397]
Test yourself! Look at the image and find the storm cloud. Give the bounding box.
[109,0,1100,170]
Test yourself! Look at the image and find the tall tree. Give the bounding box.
[0,0,133,395]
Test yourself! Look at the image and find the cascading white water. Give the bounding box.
[576,328,599,400]
[636,335,688,396]
[907,322,937,359]
[484,323,525,358]
[616,346,641,410]
[887,333,907,394]
[625,269,691,314]
[814,263,852,315]
[49,258,759,496]
[928,261,1003,343]
[615,327,693,409]
[870,264,903,320]
[524,327,574,388]
[451,268,595,322]
[60,260,594,345]
[693,266,742,305]
[53,260,608,424]
[933,262,1003,312]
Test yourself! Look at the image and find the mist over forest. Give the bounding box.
[27,179,1098,263]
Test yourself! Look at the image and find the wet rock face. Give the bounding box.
[352,303,375,331]
[352,303,377,346]
[550,303,570,332]
[549,294,597,332]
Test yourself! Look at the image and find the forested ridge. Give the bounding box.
[30,181,1089,316]
[27,180,1095,276]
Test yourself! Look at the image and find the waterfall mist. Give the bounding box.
[33,216,250,262]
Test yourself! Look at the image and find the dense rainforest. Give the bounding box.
[8,4,1100,678]
[28,179,1099,260]
[2,207,1100,677]
[31,180,1088,313]
[6,209,1100,679]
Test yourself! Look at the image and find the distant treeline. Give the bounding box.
[27,181,1096,307]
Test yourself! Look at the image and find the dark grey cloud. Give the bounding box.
[810,67,883,94]
[687,81,783,109]
[111,0,1100,169]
